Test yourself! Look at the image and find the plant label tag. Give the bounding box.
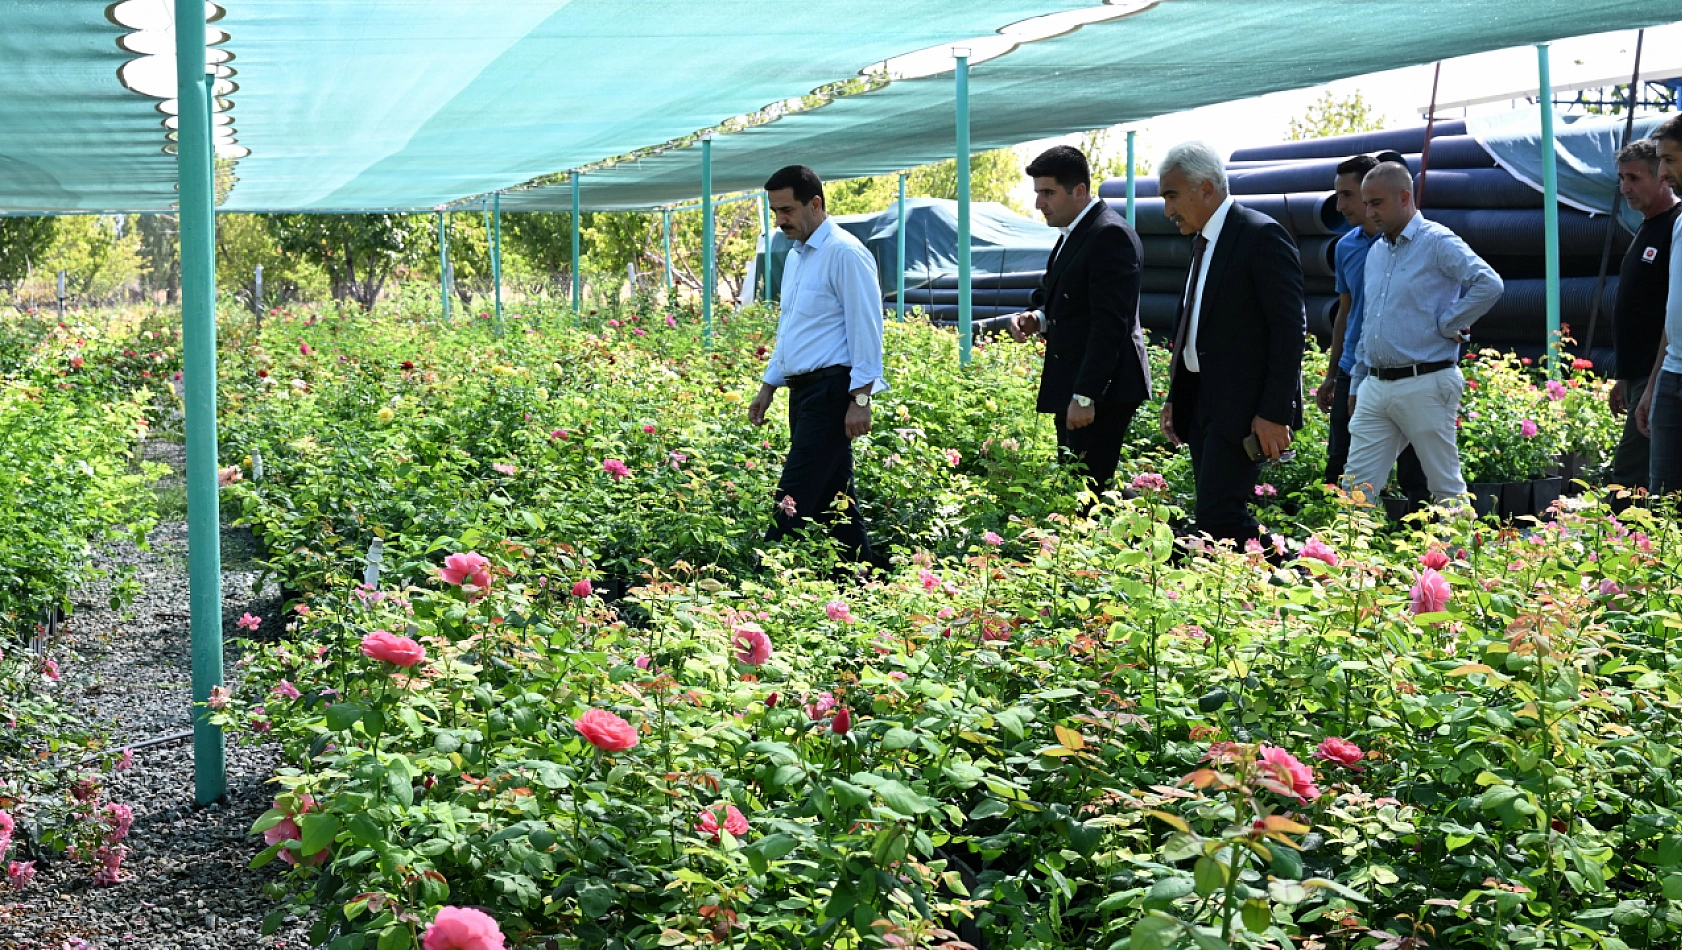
[251,449,263,483]
[364,537,384,588]
[1644,246,1659,262]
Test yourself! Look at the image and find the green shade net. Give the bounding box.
[214,0,1097,211]
[516,0,1681,211]
[0,1,179,212]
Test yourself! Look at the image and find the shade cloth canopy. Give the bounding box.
[1,0,1677,213]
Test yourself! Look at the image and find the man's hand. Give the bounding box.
[1066,398,1095,430]
[1007,311,1041,343]
[1314,374,1336,413]
[1251,416,1292,460]
[1160,402,1181,446]
[747,383,776,427]
[845,401,872,440]
[1610,379,1627,416]
[1636,387,1654,437]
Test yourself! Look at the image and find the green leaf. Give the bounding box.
[261,909,287,936]
[347,813,384,846]
[326,703,367,732]
[969,799,1008,821]
[882,728,919,750]
[578,880,615,919]
[1193,856,1226,898]
[1662,874,1682,901]
[377,926,408,950]
[249,842,285,869]
[874,779,937,817]
[832,780,872,810]
[1147,876,1196,904]
[1241,899,1271,933]
[1268,842,1303,879]
[298,812,340,857]
[1130,913,1182,950]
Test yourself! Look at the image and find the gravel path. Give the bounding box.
[2,443,308,950]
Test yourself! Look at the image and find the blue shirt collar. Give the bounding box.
[795,216,837,254]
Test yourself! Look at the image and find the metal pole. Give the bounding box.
[1125,131,1136,226]
[253,264,263,317]
[437,211,450,320]
[56,269,65,319]
[175,0,225,805]
[702,133,715,349]
[1537,44,1561,377]
[571,172,582,313]
[662,209,673,293]
[897,172,908,321]
[492,193,503,325]
[758,190,771,305]
[955,50,972,365]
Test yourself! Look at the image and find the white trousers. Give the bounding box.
[1341,368,1466,501]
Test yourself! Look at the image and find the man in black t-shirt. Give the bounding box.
[1609,139,1680,492]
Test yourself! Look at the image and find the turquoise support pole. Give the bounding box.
[662,209,673,293]
[955,50,972,365]
[1537,44,1562,377]
[176,0,225,806]
[571,172,582,313]
[702,134,715,349]
[1125,131,1137,226]
[759,190,771,305]
[437,211,450,320]
[492,193,503,325]
[897,172,907,322]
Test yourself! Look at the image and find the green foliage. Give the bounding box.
[217,213,330,308]
[35,216,144,303]
[1287,90,1386,142]
[0,217,58,283]
[133,213,179,303]
[827,148,1027,216]
[265,214,433,308]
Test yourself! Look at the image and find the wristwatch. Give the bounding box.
[854,392,872,408]
[1072,394,1093,408]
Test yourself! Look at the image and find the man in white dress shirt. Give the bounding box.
[748,165,887,567]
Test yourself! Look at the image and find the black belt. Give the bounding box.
[786,364,850,389]
[1374,359,1454,381]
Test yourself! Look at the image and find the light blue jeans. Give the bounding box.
[1342,368,1467,502]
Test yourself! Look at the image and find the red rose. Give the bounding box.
[575,708,639,751]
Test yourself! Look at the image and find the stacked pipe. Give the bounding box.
[901,271,1039,322]
[1093,118,1626,358]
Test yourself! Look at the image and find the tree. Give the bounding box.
[133,214,179,303]
[265,214,430,309]
[37,216,143,303]
[1077,128,1152,183]
[0,217,57,284]
[216,214,328,307]
[1287,91,1385,142]
[825,147,1026,216]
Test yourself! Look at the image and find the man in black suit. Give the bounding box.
[1158,140,1305,546]
[1005,145,1150,497]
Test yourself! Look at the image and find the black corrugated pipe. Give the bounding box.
[1469,276,1621,347]
[1228,119,1469,162]
[1423,208,1633,258]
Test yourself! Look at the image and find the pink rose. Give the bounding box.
[1545,380,1566,401]
[1410,569,1451,615]
[1258,744,1321,802]
[918,569,938,591]
[1254,483,1277,497]
[236,612,262,632]
[440,552,492,593]
[1419,550,1450,571]
[492,463,516,476]
[642,424,656,434]
[805,692,836,721]
[1245,538,1264,555]
[116,748,134,772]
[423,906,507,950]
[6,860,35,891]
[264,795,328,866]
[271,680,301,700]
[777,495,798,518]
[102,803,134,843]
[550,429,569,440]
[1300,537,1339,567]
[360,630,427,668]
[1130,472,1168,493]
[825,600,854,623]
[944,449,961,467]
[1313,737,1364,768]
[207,685,230,710]
[575,708,639,751]
[1599,578,1622,597]
[42,658,59,681]
[603,459,631,481]
[299,341,312,356]
[634,654,651,670]
[733,623,773,666]
[695,803,750,840]
[1519,419,1538,438]
[572,579,593,599]
[982,531,1004,547]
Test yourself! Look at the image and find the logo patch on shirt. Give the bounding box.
[1645,246,1660,262]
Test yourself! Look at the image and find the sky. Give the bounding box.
[1011,21,1682,202]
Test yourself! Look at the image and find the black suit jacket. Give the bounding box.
[1029,199,1151,414]
[1166,202,1306,442]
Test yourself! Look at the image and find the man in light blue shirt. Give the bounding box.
[1342,161,1503,504]
[1633,116,1682,496]
[1316,152,1426,502]
[748,164,887,567]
